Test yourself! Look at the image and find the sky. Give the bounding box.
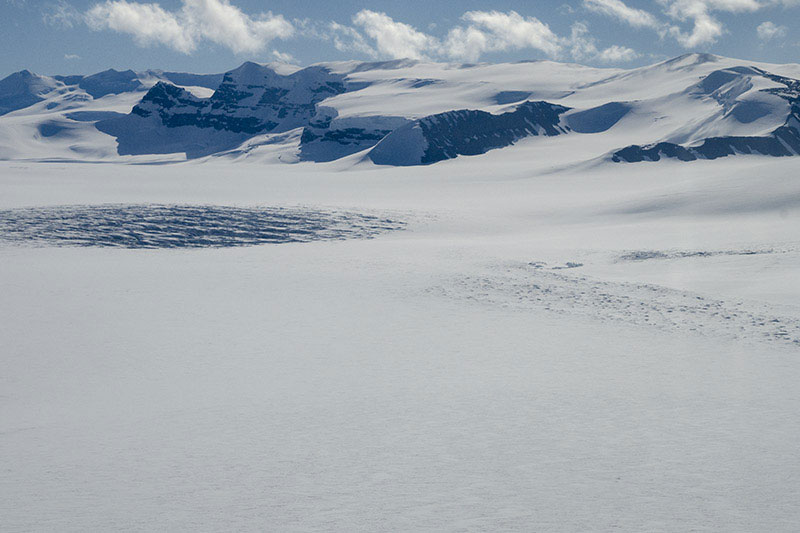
[2,0,799,77]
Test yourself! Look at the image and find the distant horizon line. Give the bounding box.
[4,52,799,80]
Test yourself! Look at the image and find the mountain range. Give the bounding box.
[1,53,798,167]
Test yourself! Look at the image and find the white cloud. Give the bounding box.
[315,10,635,65]
[582,0,798,48]
[42,0,83,28]
[85,0,293,54]
[86,1,194,52]
[757,20,787,40]
[72,3,656,65]
[661,0,763,47]
[180,0,292,54]
[64,53,81,60]
[292,18,377,57]
[583,0,661,28]
[567,22,600,60]
[443,25,491,62]
[340,10,598,64]
[559,3,577,15]
[566,21,639,63]
[336,10,577,64]
[702,0,762,9]
[445,10,563,60]
[598,44,640,61]
[352,9,437,60]
[271,50,295,63]
[665,3,724,47]
[327,21,379,58]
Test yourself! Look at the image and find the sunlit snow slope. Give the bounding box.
[1,53,799,166]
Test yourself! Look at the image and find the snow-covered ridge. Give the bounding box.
[612,66,800,162]
[1,53,799,166]
[369,101,571,166]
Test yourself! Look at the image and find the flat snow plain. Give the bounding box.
[2,151,800,531]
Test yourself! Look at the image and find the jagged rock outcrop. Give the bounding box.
[97,62,366,158]
[369,101,570,166]
[148,71,223,91]
[612,127,800,162]
[3,54,800,165]
[298,113,409,162]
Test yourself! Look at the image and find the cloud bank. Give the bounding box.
[53,0,797,63]
[586,0,791,48]
[84,0,293,54]
[337,9,637,64]
[584,0,661,29]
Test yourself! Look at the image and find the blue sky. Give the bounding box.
[2,0,799,77]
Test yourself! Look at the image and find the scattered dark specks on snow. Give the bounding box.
[434,261,800,347]
[618,248,783,262]
[528,261,583,270]
[0,204,404,249]
[553,262,584,269]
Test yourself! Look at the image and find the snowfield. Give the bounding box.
[2,148,800,530]
[2,52,800,531]
[3,53,800,166]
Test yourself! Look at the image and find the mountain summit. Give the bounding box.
[1,54,799,166]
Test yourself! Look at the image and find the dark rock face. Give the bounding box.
[97,62,367,158]
[612,142,698,162]
[202,62,349,134]
[420,101,570,164]
[96,82,249,157]
[299,126,396,162]
[369,101,570,166]
[104,63,576,162]
[132,82,261,133]
[612,128,800,162]
[157,72,223,91]
[613,68,800,163]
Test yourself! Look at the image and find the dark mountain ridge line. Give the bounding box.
[612,66,800,163]
[4,55,800,166]
[369,101,572,166]
[97,58,642,164]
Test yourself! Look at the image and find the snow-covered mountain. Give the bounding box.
[1,53,799,166]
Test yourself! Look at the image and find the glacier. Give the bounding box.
[2,53,800,532]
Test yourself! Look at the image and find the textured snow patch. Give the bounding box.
[434,260,800,347]
[0,204,404,249]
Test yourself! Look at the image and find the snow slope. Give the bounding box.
[2,56,800,531]
[1,53,799,165]
[0,68,221,162]
[2,150,800,530]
